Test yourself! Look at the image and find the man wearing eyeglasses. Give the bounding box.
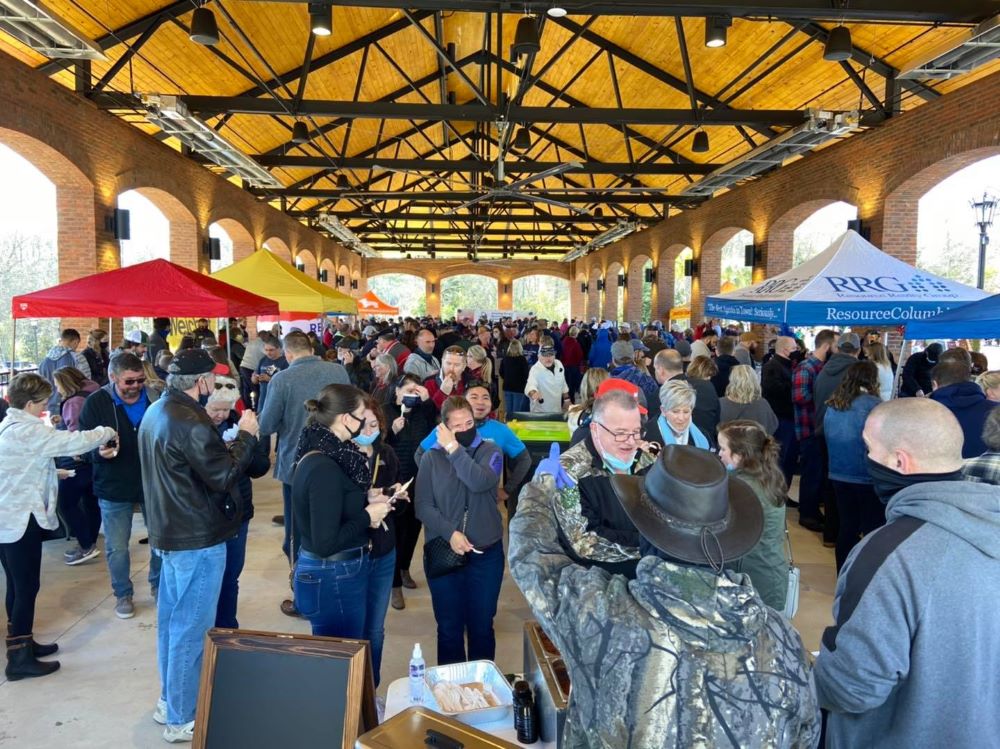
[537,379,658,579]
[78,351,163,620]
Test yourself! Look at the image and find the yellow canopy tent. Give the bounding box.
[211,249,356,315]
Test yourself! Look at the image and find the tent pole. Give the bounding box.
[11,317,17,374]
[892,339,911,399]
[225,317,232,368]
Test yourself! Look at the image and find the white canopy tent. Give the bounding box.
[705,230,988,326]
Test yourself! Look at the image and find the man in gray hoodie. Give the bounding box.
[815,397,1000,748]
[38,328,91,410]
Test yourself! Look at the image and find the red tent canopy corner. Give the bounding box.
[355,290,399,316]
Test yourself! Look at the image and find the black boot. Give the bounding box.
[6,621,57,657]
[5,636,61,681]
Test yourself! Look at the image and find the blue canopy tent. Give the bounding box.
[705,230,988,326]
[904,293,1000,339]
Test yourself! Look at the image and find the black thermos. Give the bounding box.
[513,680,539,744]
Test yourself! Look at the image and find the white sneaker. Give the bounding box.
[153,699,167,725]
[163,721,194,743]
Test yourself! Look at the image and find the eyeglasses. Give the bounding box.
[214,382,237,390]
[121,377,146,386]
[594,421,641,443]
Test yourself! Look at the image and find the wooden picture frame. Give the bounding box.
[193,628,377,749]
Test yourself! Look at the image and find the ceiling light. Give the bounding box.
[291,120,309,144]
[309,3,332,36]
[594,207,604,218]
[512,16,540,57]
[512,126,531,151]
[547,6,567,17]
[337,174,350,189]
[704,16,731,48]
[824,25,853,61]
[189,6,219,46]
[692,129,709,153]
[0,0,107,60]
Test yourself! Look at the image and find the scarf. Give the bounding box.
[294,422,372,488]
[658,415,710,449]
[415,349,436,364]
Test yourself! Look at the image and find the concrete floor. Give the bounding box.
[0,475,836,748]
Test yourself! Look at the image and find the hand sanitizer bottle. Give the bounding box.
[409,643,426,704]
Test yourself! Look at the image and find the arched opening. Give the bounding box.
[915,155,1000,292]
[441,274,498,320]
[605,261,624,322]
[117,189,173,336]
[320,258,336,287]
[296,250,318,280]
[0,142,60,366]
[656,244,686,326]
[793,201,857,266]
[263,238,292,264]
[626,255,652,323]
[720,229,754,290]
[208,223,236,273]
[118,187,199,270]
[367,273,426,317]
[211,218,254,265]
[513,275,570,321]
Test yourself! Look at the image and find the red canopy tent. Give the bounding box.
[355,290,399,317]
[12,259,279,319]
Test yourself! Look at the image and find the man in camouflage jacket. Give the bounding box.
[510,451,821,748]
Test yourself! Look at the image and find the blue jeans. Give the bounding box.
[365,549,396,688]
[215,519,250,628]
[294,548,370,638]
[98,499,162,599]
[503,392,529,419]
[156,543,226,726]
[427,541,504,665]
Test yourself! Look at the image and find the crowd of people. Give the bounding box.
[0,312,998,747]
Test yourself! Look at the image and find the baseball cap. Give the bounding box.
[631,339,649,352]
[125,329,148,344]
[836,332,861,353]
[377,327,396,341]
[168,349,217,376]
[611,340,635,362]
[362,325,378,336]
[337,336,360,351]
[595,377,648,415]
[539,346,556,357]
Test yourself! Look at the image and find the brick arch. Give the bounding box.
[210,217,255,263]
[626,254,652,322]
[698,226,751,302]
[883,146,1000,265]
[351,268,364,296]
[440,266,504,283]
[118,186,200,271]
[296,249,318,280]
[604,261,624,321]
[337,264,351,292]
[657,243,690,321]
[320,257,336,286]
[767,198,854,275]
[0,127,97,333]
[263,237,292,263]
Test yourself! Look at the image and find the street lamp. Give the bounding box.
[971,191,998,290]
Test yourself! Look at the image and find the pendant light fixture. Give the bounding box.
[291,120,309,144]
[704,16,731,48]
[512,126,531,151]
[824,25,853,61]
[309,3,332,37]
[337,174,350,189]
[189,5,219,47]
[512,16,541,57]
[692,129,709,153]
[546,6,567,17]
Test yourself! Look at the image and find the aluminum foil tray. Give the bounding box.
[423,660,514,726]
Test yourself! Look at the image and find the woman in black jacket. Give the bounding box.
[385,373,437,609]
[205,396,271,628]
[499,339,530,418]
[290,385,391,638]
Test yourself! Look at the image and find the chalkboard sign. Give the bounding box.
[193,629,376,749]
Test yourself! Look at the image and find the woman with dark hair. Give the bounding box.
[83,329,108,386]
[0,373,116,680]
[499,339,530,418]
[385,373,436,610]
[824,360,885,570]
[369,352,398,410]
[717,420,789,610]
[290,384,392,637]
[416,396,505,665]
[52,367,102,566]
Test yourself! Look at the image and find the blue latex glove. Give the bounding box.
[534,442,576,490]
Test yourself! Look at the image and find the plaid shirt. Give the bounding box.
[792,355,825,441]
[962,452,1000,485]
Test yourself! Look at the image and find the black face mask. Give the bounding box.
[344,412,365,440]
[454,427,477,448]
[866,457,962,504]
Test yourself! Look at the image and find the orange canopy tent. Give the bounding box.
[355,290,398,316]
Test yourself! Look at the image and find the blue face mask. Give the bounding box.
[602,452,635,474]
[724,463,736,472]
[402,394,421,409]
[353,429,379,447]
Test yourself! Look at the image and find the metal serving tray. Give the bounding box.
[356,706,520,749]
[423,660,514,726]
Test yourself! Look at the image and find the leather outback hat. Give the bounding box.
[610,444,763,567]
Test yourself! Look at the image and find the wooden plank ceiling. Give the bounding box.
[1,1,997,259]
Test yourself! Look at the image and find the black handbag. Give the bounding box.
[422,445,479,579]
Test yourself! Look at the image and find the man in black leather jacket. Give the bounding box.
[137,349,259,742]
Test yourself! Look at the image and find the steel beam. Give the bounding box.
[251,155,722,173]
[291,210,645,223]
[256,189,691,204]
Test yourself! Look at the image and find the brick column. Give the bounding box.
[426,277,441,317]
